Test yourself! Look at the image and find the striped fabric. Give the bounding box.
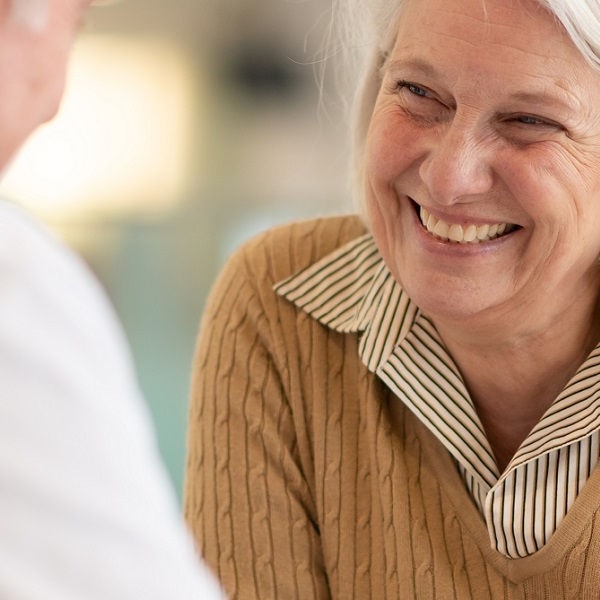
[275,233,600,559]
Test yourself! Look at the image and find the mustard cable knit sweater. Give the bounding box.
[184,215,600,599]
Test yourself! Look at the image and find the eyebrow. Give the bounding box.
[505,89,577,110]
[383,58,441,79]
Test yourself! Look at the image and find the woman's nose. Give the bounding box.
[418,121,494,206]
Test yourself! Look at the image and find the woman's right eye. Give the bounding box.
[397,81,429,97]
[382,73,450,123]
[387,78,450,123]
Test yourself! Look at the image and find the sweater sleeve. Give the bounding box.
[184,232,331,600]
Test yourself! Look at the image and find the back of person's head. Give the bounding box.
[0,0,92,169]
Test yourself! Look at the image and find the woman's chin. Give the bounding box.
[402,275,511,327]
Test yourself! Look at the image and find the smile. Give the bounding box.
[418,206,517,244]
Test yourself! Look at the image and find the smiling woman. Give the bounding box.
[184,0,600,597]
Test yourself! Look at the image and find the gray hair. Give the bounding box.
[331,0,600,211]
[541,1,600,71]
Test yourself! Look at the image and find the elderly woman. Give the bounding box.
[184,0,600,596]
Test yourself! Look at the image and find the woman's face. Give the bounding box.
[364,0,600,334]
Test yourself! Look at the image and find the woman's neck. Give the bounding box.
[433,304,600,472]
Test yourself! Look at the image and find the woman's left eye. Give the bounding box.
[498,112,566,143]
[515,115,547,126]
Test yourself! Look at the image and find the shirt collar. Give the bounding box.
[274,233,421,371]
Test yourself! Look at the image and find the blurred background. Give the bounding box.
[0,0,350,500]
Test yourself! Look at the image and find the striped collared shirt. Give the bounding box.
[274,232,600,559]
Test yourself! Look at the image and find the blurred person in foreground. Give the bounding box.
[0,0,224,597]
[185,0,600,597]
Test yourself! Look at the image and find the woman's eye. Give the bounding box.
[516,115,546,126]
[506,114,565,135]
[388,79,449,123]
[498,112,566,144]
[397,80,429,97]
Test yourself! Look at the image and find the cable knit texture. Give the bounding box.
[185,215,600,599]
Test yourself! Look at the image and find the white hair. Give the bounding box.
[9,0,49,32]
[329,0,600,211]
[541,1,600,71]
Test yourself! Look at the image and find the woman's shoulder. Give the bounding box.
[231,213,368,283]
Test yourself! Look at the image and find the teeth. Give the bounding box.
[463,224,477,242]
[448,224,463,243]
[477,224,490,240]
[433,219,449,238]
[419,206,513,244]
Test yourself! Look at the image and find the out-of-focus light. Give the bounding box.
[0,34,198,219]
